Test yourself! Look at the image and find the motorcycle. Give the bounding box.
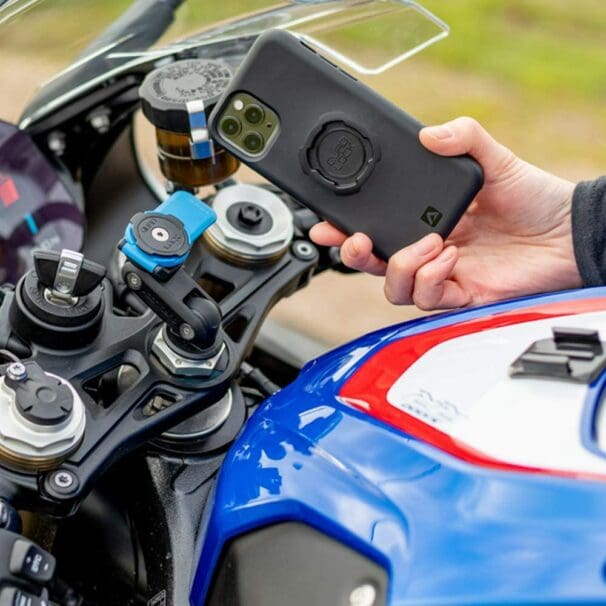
[1,1,605,605]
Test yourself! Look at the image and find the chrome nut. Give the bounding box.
[152,329,227,377]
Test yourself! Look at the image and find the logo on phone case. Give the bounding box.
[327,136,354,171]
[421,206,443,227]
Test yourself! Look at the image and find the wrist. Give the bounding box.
[552,178,583,289]
[572,177,606,287]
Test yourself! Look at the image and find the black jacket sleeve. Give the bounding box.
[572,176,606,286]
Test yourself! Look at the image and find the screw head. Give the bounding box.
[53,470,75,489]
[127,272,142,290]
[6,362,27,383]
[45,469,80,498]
[292,240,317,261]
[238,204,263,227]
[47,131,66,156]
[152,227,170,242]
[349,584,377,606]
[89,112,111,133]
[179,323,195,341]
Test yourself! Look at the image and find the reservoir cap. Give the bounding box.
[139,59,233,133]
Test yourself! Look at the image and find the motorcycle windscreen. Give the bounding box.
[16,1,448,126]
[162,0,449,76]
[285,1,449,75]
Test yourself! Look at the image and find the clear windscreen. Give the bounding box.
[0,0,448,125]
[123,1,448,75]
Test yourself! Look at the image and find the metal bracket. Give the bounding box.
[186,99,215,161]
[510,327,606,384]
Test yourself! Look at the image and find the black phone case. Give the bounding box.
[209,29,484,260]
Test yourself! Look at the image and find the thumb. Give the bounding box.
[419,117,518,182]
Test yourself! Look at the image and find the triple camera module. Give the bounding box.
[218,92,279,156]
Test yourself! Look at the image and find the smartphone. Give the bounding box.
[209,29,483,260]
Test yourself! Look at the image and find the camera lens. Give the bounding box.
[243,132,265,153]
[220,116,241,137]
[244,103,264,125]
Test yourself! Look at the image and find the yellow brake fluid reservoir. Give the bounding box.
[139,59,239,188]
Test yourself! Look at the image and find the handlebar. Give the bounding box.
[0,501,55,606]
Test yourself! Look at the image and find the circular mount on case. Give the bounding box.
[300,120,379,194]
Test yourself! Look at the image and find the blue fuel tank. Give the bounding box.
[191,287,606,605]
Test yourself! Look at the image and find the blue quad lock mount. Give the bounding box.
[119,191,225,361]
[120,190,217,276]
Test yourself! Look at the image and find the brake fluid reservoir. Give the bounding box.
[0,362,85,471]
[139,59,240,188]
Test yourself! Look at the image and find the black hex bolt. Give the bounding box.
[238,204,263,227]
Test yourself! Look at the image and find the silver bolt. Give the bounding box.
[349,584,377,606]
[179,323,195,341]
[89,111,111,134]
[6,362,27,382]
[127,272,142,290]
[53,471,75,489]
[152,227,170,242]
[293,241,316,260]
[47,131,66,156]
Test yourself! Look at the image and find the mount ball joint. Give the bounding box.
[9,249,107,349]
[0,361,85,471]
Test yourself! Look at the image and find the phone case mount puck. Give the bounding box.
[300,120,379,194]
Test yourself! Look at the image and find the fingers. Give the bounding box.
[309,221,348,247]
[411,246,471,310]
[340,232,387,276]
[384,233,443,304]
[310,224,469,309]
[309,223,386,275]
[419,117,518,182]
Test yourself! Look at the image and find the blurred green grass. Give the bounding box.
[420,0,606,102]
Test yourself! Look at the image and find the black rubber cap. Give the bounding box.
[302,120,377,193]
[21,270,103,328]
[6,363,73,427]
[131,212,190,258]
[139,59,233,133]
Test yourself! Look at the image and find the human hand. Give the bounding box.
[310,117,581,309]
